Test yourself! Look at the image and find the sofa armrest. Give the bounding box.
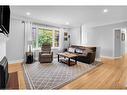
[86,52,96,63]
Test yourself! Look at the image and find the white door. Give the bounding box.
[121,28,126,55]
[114,29,121,57]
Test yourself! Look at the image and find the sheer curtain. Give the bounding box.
[24,21,32,52]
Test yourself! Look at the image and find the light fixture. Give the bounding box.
[26,12,31,16]
[103,9,108,13]
[65,22,70,25]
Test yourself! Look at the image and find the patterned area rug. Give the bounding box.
[23,59,102,89]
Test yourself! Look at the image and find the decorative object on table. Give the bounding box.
[39,44,53,63]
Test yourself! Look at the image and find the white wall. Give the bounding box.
[62,28,71,49]
[70,27,81,45]
[0,34,6,61]
[124,29,127,53]
[82,21,127,58]
[6,18,25,63]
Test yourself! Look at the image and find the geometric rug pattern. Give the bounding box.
[23,59,102,89]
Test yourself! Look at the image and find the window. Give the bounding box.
[32,26,60,49]
[38,28,53,47]
[54,30,59,47]
[32,27,37,48]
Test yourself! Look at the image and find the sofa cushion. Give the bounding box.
[70,45,96,64]
[85,48,93,53]
[75,49,83,54]
[68,47,75,53]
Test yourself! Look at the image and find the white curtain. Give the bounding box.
[59,28,64,51]
[0,34,6,61]
[24,21,32,52]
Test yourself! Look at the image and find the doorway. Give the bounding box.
[113,28,126,58]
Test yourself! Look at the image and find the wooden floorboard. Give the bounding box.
[8,63,26,89]
[8,54,127,89]
[7,72,19,89]
[62,56,127,89]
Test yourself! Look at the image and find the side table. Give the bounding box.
[26,52,33,64]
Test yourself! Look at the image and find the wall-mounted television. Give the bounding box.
[0,6,10,36]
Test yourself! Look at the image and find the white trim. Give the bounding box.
[113,28,123,57]
[95,58,101,62]
[8,59,24,64]
[33,26,60,49]
[38,25,60,31]
[90,19,127,28]
[101,56,122,59]
[23,64,35,89]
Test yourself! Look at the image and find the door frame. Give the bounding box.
[113,28,122,58]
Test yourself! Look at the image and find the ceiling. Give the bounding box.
[10,6,127,28]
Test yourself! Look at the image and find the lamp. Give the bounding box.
[27,40,33,52]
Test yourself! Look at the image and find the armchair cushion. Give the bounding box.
[41,51,50,54]
[39,44,53,63]
[41,53,52,57]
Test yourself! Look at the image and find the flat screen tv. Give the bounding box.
[0,6,10,36]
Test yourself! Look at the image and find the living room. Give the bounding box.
[0,5,127,90]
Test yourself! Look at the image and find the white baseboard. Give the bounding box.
[8,59,24,64]
[95,58,101,62]
[101,56,122,59]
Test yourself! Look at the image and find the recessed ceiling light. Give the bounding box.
[103,9,108,13]
[65,22,69,25]
[26,12,31,16]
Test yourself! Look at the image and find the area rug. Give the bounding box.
[23,60,102,89]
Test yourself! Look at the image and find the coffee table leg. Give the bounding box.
[58,55,59,62]
[68,58,70,66]
[75,57,77,64]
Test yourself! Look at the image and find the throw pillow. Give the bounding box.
[68,47,75,53]
[75,49,83,54]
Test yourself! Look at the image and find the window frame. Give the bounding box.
[32,26,60,50]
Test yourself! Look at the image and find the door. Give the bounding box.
[114,29,121,57]
[121,28,126,55]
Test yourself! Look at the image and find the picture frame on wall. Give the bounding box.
[64,32,68,36]
[64,37,68,41]
[121,33,125,41]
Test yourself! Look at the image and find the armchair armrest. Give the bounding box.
[51,52,53,61]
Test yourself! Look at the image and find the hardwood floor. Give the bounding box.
[8,63,26,89]
[7,72,19,89]
[8,54,127,89]
[62,56,126,89]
